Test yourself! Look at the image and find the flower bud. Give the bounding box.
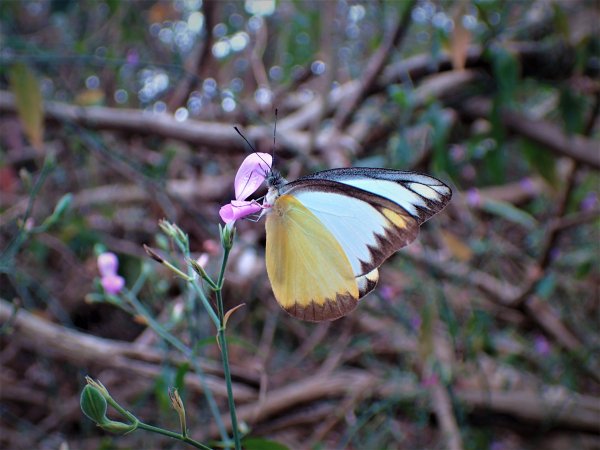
[97,252,119,277]
[101,274,125,295]
[220,224,235,250]
[80,385,108,424]
[169,388,187,436]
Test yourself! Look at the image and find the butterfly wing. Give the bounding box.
[294,168,452,224]
[265,168,452,321]
[283,168,452,276]
[265,194,359,321]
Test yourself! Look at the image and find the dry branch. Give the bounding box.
[210,368,600,438]
[0,177,229,226]
[460,97,600,170]
[0,68,478,162]
[0,298,257,401]
[333,0,416,130]
[402,247,587,356]
[3,297,598,440]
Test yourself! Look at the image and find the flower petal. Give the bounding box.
[234,152,272,200]
[97,252,118,277]
[219,200,262,224]
[101,274,125,295]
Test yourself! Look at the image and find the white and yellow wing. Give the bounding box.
[265,168,451,321]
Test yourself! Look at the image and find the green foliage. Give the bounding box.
[466,310,494,357]
[558,86,587,135]
[8,63,44,149]
[479,198,538,230]
[421,101,452,174]
[175,362,191,393]
[521,138,557,185]
[2,1,599,449]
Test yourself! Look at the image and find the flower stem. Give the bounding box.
[123,290,228,444]
[215,245,241,450]
[137,421,213,450]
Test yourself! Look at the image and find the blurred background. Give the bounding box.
[0,0,599,449]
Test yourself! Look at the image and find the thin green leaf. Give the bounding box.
[9,63,44,151]
[175,362,190,393]
[480,198,538,229]
[521,138,557,185]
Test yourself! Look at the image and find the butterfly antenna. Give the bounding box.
[271,108,278,174]
[234,126,272,177]
[234,126,257,153]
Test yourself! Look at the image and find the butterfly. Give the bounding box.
[220,153,452,322]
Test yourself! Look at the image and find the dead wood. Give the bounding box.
[0,298,257,401]
[460,97,600,170]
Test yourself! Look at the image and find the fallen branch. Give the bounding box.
[3,298,598,440]
[402,248,587,353]
[334,0,416,129]
[460,97,600,170]
[209,368,600,438]
[0,298,257,401]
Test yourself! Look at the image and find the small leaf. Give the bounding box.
[9,63,44,151]
[193,336,218,350]
[174,362,190,392]
[450,1,472,70]
[41,193,73,229]
[535,274,556,299]
[489,46,519,105]
[559,86,585,135]
[223,303,246,328]
[75,89,105,106]
[440,230,473,262]
[521,138,557,185]
[480,198,537,229]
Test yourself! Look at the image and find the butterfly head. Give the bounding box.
[263,168,287,212]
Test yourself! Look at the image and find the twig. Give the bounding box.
[333,0,416,130]
[0,298,257,400]
[166,1,216,111]
[307,0,336,155]
[401,248,589,351]
[460,97,600,170]
[429,381,464,450]
[4,297,598,439]
[550,208,600,232]
[207,368,600,437]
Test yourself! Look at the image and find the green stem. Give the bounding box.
[190,281,220,327]
[164,260,193,281]
[137,421,213,450]
[104,396,138,424]
[214,244,241,450]
[217,318,240,450]
[123,290,228,444]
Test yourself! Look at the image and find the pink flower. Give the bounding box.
[98,252,118,277]
[519,177,536,194]
[581,192,597,211]
[465,188,481,208]
[421,373,439,387]
[97,252,125,295]
[101,273,125,295]
[196,253,209,269]
[533,335,551,356]
[219,152,272,224]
